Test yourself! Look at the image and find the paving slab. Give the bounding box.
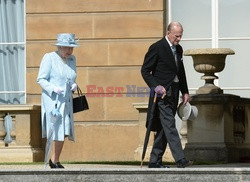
[0,163,250,182]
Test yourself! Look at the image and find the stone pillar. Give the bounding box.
[182,48,250,163]
[180,120,188,148]
[185,94,250,162]
[0,105,44,162]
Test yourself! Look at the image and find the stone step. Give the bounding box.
[0,164,250,182]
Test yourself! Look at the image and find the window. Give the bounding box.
[168,0,250,97]
[0,0,25,104]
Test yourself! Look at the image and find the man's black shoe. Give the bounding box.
[148,163,169,168]
[176,158,193,168]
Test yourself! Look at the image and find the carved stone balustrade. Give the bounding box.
[0,105,43,162]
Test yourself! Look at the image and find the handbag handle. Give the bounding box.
[76,86,83,97]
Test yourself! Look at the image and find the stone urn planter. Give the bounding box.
[184,48,235,94]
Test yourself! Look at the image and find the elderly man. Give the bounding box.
[141,22,193,168]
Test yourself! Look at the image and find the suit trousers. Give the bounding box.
[149,82,185,164]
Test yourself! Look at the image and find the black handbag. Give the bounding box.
[73,86,89,113]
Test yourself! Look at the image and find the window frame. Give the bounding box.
[0,0,26,104]
[167,0,250,96]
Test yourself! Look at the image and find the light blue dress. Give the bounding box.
[37,51,76,141]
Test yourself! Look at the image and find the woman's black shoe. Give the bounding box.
[54,162,64,168]
[49,159,56,168]
[49,159,64,169]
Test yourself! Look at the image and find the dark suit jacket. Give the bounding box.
[141,37,189,131]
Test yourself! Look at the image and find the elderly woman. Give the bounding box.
[37,33,79,169]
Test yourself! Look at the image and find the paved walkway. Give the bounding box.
[0,163,250,170]
[1,163,250,182]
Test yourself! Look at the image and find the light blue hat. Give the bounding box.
[54,33,79,47]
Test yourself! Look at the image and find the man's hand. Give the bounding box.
[154,85,166,95]
[182,93,190,105]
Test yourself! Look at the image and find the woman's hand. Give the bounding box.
[71,83,77,91]
[53,87,64,95]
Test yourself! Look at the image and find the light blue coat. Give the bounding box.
[37,52,77,141]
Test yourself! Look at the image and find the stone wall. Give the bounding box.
[26,0,165,161]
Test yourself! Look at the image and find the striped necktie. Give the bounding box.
[171,46,178,66]
[171,45,179,82]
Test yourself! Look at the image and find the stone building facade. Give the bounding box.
[25,0,165,162]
